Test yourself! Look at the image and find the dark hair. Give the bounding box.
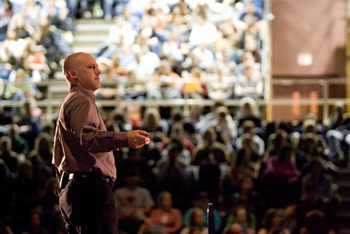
[194,191,208,201]
[234,148,251,167]
[277,144,293,163]
[171,108,183,122]
[125,167,140,178]
[168,138,183,152]
[260,208,283,230]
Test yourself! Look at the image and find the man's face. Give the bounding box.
[74,54,101,92]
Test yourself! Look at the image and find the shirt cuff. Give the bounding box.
[114,132,128,149]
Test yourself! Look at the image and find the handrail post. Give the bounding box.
[323,79,329,121]
[263,0,272,121]
[207,202,214,234]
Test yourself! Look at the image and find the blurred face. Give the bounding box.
[192,210,204,225]
[15,16,25,28]
[59,7,69,19]
[3,0,10,9]
[275,133,286,145]
[127,71,136,81]
[244,36,257,52]
[48,5,56,16]
[194,198,207,209]
[168,149,179,162]
[160,193,172,208]
[148,114,156,125]
[33,30,43,42]
[305,138,315,148]
[285,149,292,160]
[241,177,253,192]
[311,162,322,177]
[246,2,256,14]
[272,214,282,226]
[230,224,243,234]
[113,56,121,66]
[123,8,131,18]
[125,175,139,187]
[15,70,26,81]
[39,15,50,27]
[243,103,252,114]
[243,66,254,76]
[159,62,171,75]
[0,142,10,152]
[6,30,17,39]
[235,208,247,224]
[203,130,216,143]
[30,213,41,227]
[172,5,181,14]
[38,138,49,152]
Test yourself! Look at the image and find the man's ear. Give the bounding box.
[68,70,78,79]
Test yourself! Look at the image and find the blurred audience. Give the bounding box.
[1,1,348,234]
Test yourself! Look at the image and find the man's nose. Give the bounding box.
[95,67,101,74]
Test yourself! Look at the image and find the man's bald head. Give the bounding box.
[61,52,102,92]
[63,52,85,78]
[63,52,94,84]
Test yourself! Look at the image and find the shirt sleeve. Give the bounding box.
[69,100,128,153]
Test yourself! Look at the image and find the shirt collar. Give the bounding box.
[71,85,96,101]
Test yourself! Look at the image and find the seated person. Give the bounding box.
[266,144,300,184]
[224,205,256,233]
[234,63,263,99]
[180,207,208,234]
[114,168,155,234]
[183,192,222,232]
[142,191,182,234]
[3,69,41,102]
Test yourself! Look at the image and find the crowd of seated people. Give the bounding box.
[94,0,266,102]
[0,0,347,233]
[0,96,347,234]
[1,0,265,105]
[0,0,266,129]
[0,0,74,105]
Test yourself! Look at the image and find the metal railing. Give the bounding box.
[0,77,349,122]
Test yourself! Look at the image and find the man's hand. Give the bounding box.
[127,130,151,148]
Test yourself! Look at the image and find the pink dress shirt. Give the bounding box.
[53,85,128,180]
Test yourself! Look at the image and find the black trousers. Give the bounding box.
[59,175,117,234]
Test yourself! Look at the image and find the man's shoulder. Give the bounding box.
[63,90,93,107]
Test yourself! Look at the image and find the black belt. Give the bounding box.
[66,172,114,187]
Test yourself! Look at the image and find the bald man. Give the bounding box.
[53,52,150,234]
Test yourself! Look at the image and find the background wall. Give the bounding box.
[270,0,347,121]
[271,0,346,77]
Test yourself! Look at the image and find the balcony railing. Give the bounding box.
[1,77,349,122]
